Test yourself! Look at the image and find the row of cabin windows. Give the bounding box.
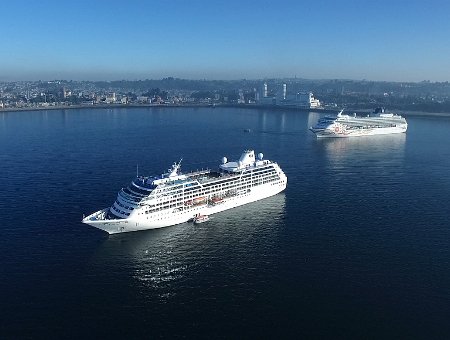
[128,185,151,196]
[185,186,201,192]
[141,177,281,215]
[119,190,141,203]
[145,196,192,211]
[249,168,276,174]
[131,182,153,194]
[200,170,275,188]
[115,199,134,211]
[167,175,276,203]
[152,198,185,207]
[144,188,228,212]
[145,205,205,220]
[154,189,183,198]
[143,199,206,214]
[182,177,278,202]
[251,174,279,184]
[242,171,276,180]
[179,175,277,198]
[145,175,279,210]
[241,169,276,179]
[203,176,242,187]
[111,205,130,216]
[182,183,238,198]
[145,203,179,214]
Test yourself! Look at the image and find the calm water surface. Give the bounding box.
[1,107,450,338]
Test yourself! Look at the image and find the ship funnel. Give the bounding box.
[239,150,255,166]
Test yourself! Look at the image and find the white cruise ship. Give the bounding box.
[310,108,407,138]
[82,150,287,234]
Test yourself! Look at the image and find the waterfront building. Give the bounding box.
[296,92,321,108]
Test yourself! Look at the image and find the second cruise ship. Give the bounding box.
[82,150,287,234]
[310,108,408,137]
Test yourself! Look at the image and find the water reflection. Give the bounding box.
[280,112,286,131]
[307,111,322,130]
[91,193,286,298]
[318,133,406,166]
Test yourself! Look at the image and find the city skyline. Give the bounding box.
[1,0,450,82]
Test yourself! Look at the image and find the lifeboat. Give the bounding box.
[210,197,224,205]
[193,197,205,204]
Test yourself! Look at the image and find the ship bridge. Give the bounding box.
[219,150,268,173]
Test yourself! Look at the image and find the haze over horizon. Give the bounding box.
[1,0,450,83]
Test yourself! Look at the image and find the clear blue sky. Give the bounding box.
[1,0,449,82]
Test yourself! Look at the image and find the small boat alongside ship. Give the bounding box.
[310,108,408,138]
[193,214,209,224]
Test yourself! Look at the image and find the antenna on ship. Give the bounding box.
[168,158,183,177]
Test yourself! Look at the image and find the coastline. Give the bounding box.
[0,103,211,113]
[345,108,450,118]
[1,103,450,117]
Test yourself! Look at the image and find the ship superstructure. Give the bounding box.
[82,150,287,234]
[310,108,407,138]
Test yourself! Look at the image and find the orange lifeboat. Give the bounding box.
[211,197,224,205]
[192,197,206,206]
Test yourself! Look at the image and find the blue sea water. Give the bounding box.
[1,107,450,338]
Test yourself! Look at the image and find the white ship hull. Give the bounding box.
[312,125,407,138]
[84,180,286,234]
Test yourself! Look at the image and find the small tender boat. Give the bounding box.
[193,214,209,224]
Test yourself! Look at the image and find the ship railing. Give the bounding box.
[132,180,156,191]
[187,168,211,177]
[84,208,108,221]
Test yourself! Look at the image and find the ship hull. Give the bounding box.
[311,126,407,138]
[84,180,286,234]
